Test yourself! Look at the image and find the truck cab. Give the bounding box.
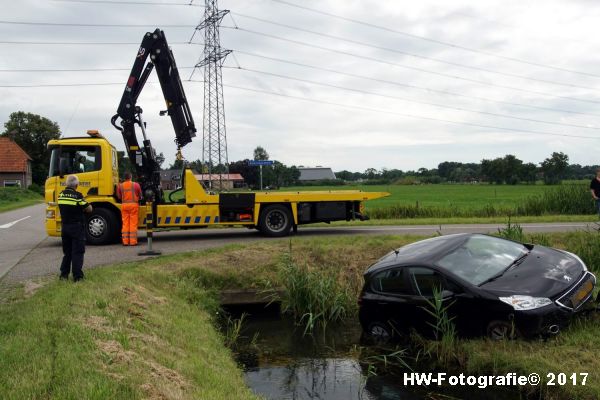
[45,133,123,244]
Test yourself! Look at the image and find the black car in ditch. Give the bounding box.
[358,233,596,340]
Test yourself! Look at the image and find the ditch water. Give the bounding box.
[225,304,523,400]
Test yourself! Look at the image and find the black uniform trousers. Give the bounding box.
[60,222,86,280]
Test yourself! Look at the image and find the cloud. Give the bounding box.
[1,0,599,171]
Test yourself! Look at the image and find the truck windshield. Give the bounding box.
[49,146,101,176]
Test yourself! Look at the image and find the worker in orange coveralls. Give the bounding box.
[116,172,143,246]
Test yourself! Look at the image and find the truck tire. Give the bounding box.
[258,205,292,237]
[86,208,120,245]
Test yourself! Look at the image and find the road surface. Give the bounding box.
[0,203,597,285]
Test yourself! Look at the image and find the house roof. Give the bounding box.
[298,167,336,181]
[0,137,32,172]
[195,173,244,181]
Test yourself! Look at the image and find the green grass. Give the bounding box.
[284,183,551,209]
[285,183,596,219]
[0,259,259,400]
[5,232,600,399]
[141,232,600,400]
[0,187,43,213]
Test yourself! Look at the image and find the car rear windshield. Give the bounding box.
[436,235,528,286]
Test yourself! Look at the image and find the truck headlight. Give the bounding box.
[499,295,552,310]
[46,209,55,219]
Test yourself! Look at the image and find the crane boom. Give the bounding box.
[111,28,196,202]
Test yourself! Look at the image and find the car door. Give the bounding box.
[407,266,487,337]
[362,266,417,335]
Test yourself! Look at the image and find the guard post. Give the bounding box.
[138,189,162,256]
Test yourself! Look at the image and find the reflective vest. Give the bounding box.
[120,180,139,204]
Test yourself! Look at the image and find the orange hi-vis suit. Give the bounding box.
[117,179,142,245]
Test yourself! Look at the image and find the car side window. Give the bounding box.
[409,267,446,297]
[371,268,409,295]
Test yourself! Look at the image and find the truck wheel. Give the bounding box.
[86,208,119,245]
[259,205,292,237]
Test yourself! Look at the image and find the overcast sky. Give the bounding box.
[2,0,600,172]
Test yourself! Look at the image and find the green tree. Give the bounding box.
[253,146,269,161]
[481,158,505,184]
[503,154,523,185]
[229,159,259,188]
[540,152,569,184]
[519,162,538,184]
[2,111,61,184]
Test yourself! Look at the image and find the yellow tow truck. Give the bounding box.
[44,29,388,244]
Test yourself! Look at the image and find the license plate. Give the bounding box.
[571,280,593,308]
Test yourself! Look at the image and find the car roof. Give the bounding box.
[365,233,472,274]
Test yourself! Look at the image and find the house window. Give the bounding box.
[4,180,21,187]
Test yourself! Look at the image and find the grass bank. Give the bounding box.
[0,187,43,213]
[3,232,600,399]
[141,232,600,399]
[0,258,259,400]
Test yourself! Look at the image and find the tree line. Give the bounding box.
[2,111,597,190]
[337,152,596,185]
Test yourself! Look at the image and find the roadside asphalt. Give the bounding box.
[0,203,597,286]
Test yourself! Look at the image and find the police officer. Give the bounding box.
[58,175,92,281]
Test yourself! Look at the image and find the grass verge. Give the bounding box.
[0,187,43,213]
[3,231,600,399]
[0,259,259,400]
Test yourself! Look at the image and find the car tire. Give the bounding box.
[487,320,520,340]
[86,208,120,245]
[367,321,393,340]
[258,205,292,237]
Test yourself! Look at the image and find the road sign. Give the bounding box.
[248,160,274,166]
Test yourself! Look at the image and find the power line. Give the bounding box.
[0,79,203,88]
[231,12,600,93]
[54,0,204,6]
[4,77,597,139]
[0,20,195,28]
[0,40,199,45]
[2,49,598,118]
[0,66,196,72]
[209,82,600,140]
[270,0,600,79]
[226,26,600,106]
[234,50,600,118]
[0,82,125,88]
[225,65,600,131]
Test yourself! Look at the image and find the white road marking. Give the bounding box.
[0,215,31,229]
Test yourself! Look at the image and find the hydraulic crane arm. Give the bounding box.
[111,28,196,202]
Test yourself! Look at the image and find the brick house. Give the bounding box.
[0,137,33,188]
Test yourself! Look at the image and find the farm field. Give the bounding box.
[283,183,568,209]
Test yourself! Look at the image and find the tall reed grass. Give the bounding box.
[274,250,354,333]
